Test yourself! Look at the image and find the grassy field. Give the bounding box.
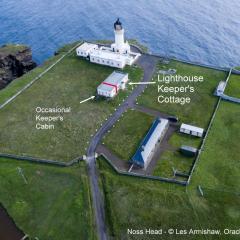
[190,101,240,192]
[98,158,240,240]
[103,110,154,160]
[225,73,240,98]
[0,45,143,161]
[153,150,194,178]
[169,132,202,149]
[0,158,95,240]
[0,43,79,105]
[96,64,240,239]
[152,133,202,178]
[0,44,28,55]
[137,60,227,128]
[98,159,199,240]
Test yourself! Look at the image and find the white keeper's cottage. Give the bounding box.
[97,71,128,98]
[76,18,140,68]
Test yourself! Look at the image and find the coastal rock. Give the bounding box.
[0,44,37,89]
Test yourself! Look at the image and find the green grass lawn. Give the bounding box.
[97,91,240,240]
[0,44,28,55]
[0,42,80,105]
[153,150,194,178]
[0,47,143,161]
[169,132,202,149]
[98,158,240,240]
[190,101,240,192]
[103,110,154,160]
[152,133,202,178]
[98,67,240,240]
[225,73,240,98]
[137,60,227,128]
[0,158,95,240]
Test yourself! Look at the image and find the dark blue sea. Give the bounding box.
[0,0,239,67]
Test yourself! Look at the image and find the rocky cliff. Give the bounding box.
[0,44,36,89]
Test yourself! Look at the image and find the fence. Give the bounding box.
[0,153,82,167]
[221,94,240,104]
[99,152,187,186]
[187,68,233,184]
[0,41,83,110]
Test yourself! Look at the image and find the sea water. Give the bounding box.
[0,0,239,67]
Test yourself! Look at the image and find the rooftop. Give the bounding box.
[90,48,131,62]
[180,123,204,133]
[97,71,128,92]
[76,42,97,52]
[132,118,168,166]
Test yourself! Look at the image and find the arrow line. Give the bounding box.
[80,96,95,104]
[128,81,156,85]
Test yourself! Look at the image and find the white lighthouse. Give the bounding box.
[111,18,130,54]
[76,18,140,69]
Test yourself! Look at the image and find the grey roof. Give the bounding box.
[97,71,128,92]
[180,145,198,153]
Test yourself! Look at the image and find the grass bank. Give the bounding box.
[137,60,227,128]
[98,158,240,240]
[225,73,240,98]
[0,46,143,161]
[0,158,95,240]
[103,110,154,160]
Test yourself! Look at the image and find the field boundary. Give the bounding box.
[0,41,82,110]
[98,153,187,186]
[187,68,233,184]
[145,53,234,73]
[0,153,82,166]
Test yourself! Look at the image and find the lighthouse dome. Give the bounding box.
[114,18,122,30]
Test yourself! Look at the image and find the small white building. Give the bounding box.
[180,123,204,138]
[76,19,140,69]
[76,42,98,57]
[97,71,128,98]
[131,118,169,169]
[215,81,227,96]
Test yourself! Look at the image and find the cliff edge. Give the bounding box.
[0,44,36,89]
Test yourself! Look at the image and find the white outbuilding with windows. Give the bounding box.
[76,42,98,57]
[180,123,204,138]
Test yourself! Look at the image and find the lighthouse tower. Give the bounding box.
[111,18,130,54]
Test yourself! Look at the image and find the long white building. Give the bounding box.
[76,19,140,69]
[180,123,204,138]
[131,118,169,169]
